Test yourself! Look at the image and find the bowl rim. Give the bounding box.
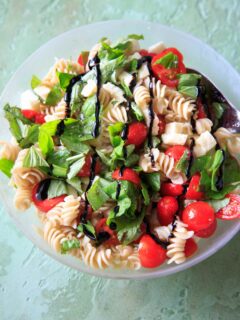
[1,19,240,280]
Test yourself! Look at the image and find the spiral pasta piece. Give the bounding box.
[167,219,194,264]
[139,148,186,184]
[14,187,33,211]
[42,58,83,88]
[167,92,195,121]
[44,98,66,122]
[103,102,128,124]
[133,85,151,108]
[46,195,81,227]
[11,149,46,188]
[112,245,141,270]
[0,140,20,161]
[79,236,113,269]
[151,78,169,115]
[102,82,126,103]
[43,221,77,253]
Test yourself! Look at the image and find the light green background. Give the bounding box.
[0,1,239,319]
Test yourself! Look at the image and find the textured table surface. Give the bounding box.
[0,1,240,319]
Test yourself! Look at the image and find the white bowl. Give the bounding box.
[0,20,239,279]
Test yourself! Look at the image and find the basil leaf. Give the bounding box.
[141,183,150,205]
[108,122,124,145]
[86,178,110,210]
[70,81,85,116]
[178,86,198,99]
[177,73,201,87]
[45,84,62,106]
[38,130,54,156]
[205,198,230,212]
[176,150,189,173]
[0,159,14,177]
[131,102,144,121]
[209,149,224,191]
[191,155,212,175]
[47,179,68,199]
[61,239,80,254]
[56,71,75,90]
[154,52,178,69]
[211,102,227,130]
[129,59,138,72]
[52,165,68,178]
[67,155,86,180]
[141,172,161,192]
[77,221,96,239]
[127,34,144,40]
[23,146,49,168]
[19,125,39,148]
[31,75,42,89]
[121,81,132,97]
[47,148,71,167]
[100,55,126,83]
[67,177,83,193]
[223,152,240,185]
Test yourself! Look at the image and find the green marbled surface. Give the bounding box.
[0,0,239,319]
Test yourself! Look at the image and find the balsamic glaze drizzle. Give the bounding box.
[143,217,168,249]
[56,119,65,136]
[64,74,83,115]
[215,147,225,191]
[36,179,51,201]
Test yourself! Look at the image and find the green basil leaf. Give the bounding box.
[52,165,68,178]
[61,239,80,254]
[67,176,83,193]
[154,52,178,69]
[141,183,150,205]
[47,148,71,167]
[86,178,110,210]
[178,86,198,99]
[77,221,96,239]
[209,149,224,191]
[223,152,240,185]
[127,34,144,40]
[131,102,144,121]
[23,146,49,168]
[19,124,39,148]
[47,179,68,199]
[191,155,212,175]
[129,59,138,72]
[211,102,227,130]
[175,150,189,173]
[177,73,201,87]
[38,129,54,156]
[100,55,126,83]
[141,172,161,192]
[67,155,86,180]
[205,198,230,212]
[31,75,42,89]
[56,71,75,90]
[0,158,14,177]
[45,84,62,106]
[121,81,132,97]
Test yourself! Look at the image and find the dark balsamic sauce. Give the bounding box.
[215,147,225,191]
[186,138,195,179]
[143,217,168,249]
[56,120,65,136]
[121,123,129,160]
[88,55,102,138]
[36,179,51,201]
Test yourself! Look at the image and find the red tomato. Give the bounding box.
[112,168,141,186]
[34,113,46,124]
[158,115,166,135]
[139,235,167,268]
[195,219,217,238]
[77,154,101,178]
[184,238,198,257]
[77,54,84,66]
[182,201,215,232]
[32,183,66,213]
[139,49,156,58]
[126,122,148,147]
[157,196,179,226]
[161,183,184,197]
[185,173,204,200]
[95,218,119,246]
[196,98,207,119]
[151,48,186,87]
[21,109,45,124]
[165,145,189,163]
[216,194,240,220]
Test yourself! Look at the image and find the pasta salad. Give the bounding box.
[1,34,239,270]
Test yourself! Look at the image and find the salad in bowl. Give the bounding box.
[0,34,239,271]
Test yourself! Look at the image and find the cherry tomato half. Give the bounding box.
[216,194,240,220]
[126,122,148,147]
[165,145,190,163]
[196,98,207,119]
[185,173,204,200]
[138,235,167,268]
[195,219,217,238]
[77,154,101,178]
[21,109,46,124]
[32,183,66,213]
[139,49,156,58]
[161,183,184,197]
[182,201,215,232]
[184,238,198,257]
[95,218,119,246]
[112,168,141,186]
[157,196,179,226]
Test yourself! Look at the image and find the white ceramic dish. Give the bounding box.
[0,20,239,279]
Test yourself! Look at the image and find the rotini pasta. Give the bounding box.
[195,118,213,135]
[44,98,66,122]
[0,140,20,161]
[14,187,33,211]
[167,92,195,121]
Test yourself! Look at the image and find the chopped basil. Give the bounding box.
[61,239,80,254]
[127,34,144,40]
[66,176,83,193]
[141,183,150,205]
[67,155,86,180]
[19,125,40,149]
[0,159,14,178]
[47,148,71,167]
[141,172,161,192]
[38,120,61,156]
[211,102,227,130]
[131,102,144,121]
[175,150,189,174]
[30,75,42,89]
[86,178,110,210]
[45,84,62,106]
[70,81,85,116]
[52,165,68,178]
[154,52,178,69]
[77,221,96,239]
[177,73,201,87]
[178,86,198,99]
[121,81,132,97]
[56,71,75,90]
[23,146,49,168]
[47,179,68,199]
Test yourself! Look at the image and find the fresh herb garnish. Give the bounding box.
[0,159,14,177]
